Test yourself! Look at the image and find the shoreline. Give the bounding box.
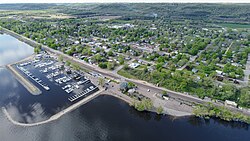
[2,90,192,127]
[2,89,104,127]
[102,90,193,117]
[0,41,192,126]
[6,56,42,96]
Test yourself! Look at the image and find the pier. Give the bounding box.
[6,64,42,95]
[17,65,50,91]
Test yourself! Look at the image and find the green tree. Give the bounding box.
[118,56,124,65]
[99,62,107,69]
[72,63,80,71]
[239,89,250,108]
[58,55,63,62]
[34,45,41,54]
[107,62,115,70]
[65,60,71,66]
[133,98,153,111]
[107,50,114,56]
[98,77,105,87]
[156,106,164,114]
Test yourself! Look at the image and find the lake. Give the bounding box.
[0,34,250,141]
[0,34,33,66]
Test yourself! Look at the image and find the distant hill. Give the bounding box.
[0,3,249,22]
[59,3,250,22]
[0,3,57,10]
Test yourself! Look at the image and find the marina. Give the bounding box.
[17,65,50,91]
[15,52,99,102]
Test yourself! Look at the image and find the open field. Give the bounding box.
[217,23,250,28]
[117,69,137,79]
[85,15,122,21]
[0,9,75,19]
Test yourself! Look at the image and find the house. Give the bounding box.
[129,63,140,69]
[128,88,136,94]
[147,66,155,72]
[150,27,157,30]
[102,46,108,50]
[216,70,224,75]
[138,60,143,64]
[163,62,168,68]
[124,23,134,28]
[192,68,198,73]
[158,52,166,56]
[232,63,240,67]
[120,82,128,92]
[74,41,80,44]
[91,49,97,53]
[125,56,131,60]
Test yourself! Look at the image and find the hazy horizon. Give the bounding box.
[0,0,250,4]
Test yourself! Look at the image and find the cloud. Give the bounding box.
[0,35,33,66]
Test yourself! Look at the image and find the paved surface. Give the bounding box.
[87,72,193,116]
[244,54,250,85]
[225,42,234,55]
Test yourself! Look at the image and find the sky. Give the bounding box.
[0,0,249,3]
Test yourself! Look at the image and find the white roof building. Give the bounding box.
[129,63,140,69]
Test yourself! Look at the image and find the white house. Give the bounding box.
[129,63,140,69]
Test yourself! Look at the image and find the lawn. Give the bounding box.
[217,23,250,28]
[117,68,137,79]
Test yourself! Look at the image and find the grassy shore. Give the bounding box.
[193,103,250,124]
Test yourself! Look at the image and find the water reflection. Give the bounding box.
[187,116,205,127]
[0,67,71,123]
[128,107,153,121]
[154,114,163,121]
[0,34,33,66]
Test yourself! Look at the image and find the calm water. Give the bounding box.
[0,34,250,141]
[0,34,33,66]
